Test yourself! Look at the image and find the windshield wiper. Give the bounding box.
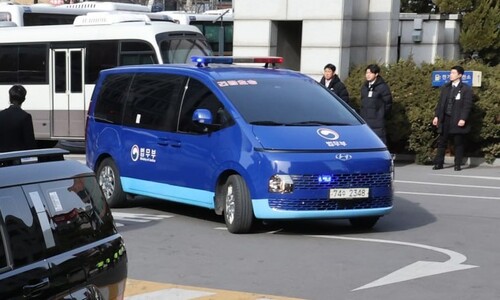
[285,121,349,126]
[250,121,287,126]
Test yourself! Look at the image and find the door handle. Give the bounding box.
[23,277,50,297]
[170,140,181,148]
[157,138,169,146]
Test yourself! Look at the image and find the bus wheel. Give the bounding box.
[97,158,126,208]
[223,175,254,234]
[349,217,380,229]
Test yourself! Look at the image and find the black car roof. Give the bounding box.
[0,149,94,188]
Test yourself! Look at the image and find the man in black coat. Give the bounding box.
[319,63,350,105]
[360,64,393,144]
[432,66,473,171]
[0,85,36,152]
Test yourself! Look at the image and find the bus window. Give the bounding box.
[0,44,47,84]
[86,41,119,84]
[160,38,211,63]
[120,41,158,65]
[195,22,233,55]
[23,13,77,26]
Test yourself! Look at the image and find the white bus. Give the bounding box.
[0,13,212,146]
[154,9,233,55]
[0,1,173,27]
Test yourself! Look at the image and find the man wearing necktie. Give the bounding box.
[432,66,473,171]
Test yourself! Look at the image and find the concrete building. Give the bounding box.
[399,13,461,65]
[232,0,461,81]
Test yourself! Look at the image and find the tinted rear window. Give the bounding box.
[39,176,115,254]
[219,77,361,126]
[0,187,45,268]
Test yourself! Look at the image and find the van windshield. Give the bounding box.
[219,77,362,126]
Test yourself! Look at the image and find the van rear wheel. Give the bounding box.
[97,158,126,208]
[223,175,254,234]
[349,216,379,229]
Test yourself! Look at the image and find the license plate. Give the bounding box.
[329,188,369,199]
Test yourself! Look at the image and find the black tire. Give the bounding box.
[349,216,380,229]
[222,175,254,233]
[36,140,58,149]
[96,158,126,208]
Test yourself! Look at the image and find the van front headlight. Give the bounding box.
[268,174,294,193]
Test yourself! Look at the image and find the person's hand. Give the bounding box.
[458,119,466,127]
[432,117,438,126]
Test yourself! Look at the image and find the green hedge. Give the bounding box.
[343,59,500,164]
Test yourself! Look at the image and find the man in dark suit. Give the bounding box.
[319,63,350,104]
[0,85,36,152]
[360,64,393,144]
[432,66,473,171]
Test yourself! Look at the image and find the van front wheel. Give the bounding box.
[223,175,254,234]
[97,158,126,208]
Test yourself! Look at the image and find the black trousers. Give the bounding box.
[434,116,464,166]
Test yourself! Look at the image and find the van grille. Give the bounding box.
[291,173,391,189]
[267,173,392,211]
[268,196,392,211]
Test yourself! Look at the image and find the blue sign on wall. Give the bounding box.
[431,71,475,87]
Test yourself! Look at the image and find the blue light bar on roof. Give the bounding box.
[191,56,284,67]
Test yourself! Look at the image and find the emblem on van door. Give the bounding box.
[335,153,352,161]
[317,128,340,140]
[131,145,140,162]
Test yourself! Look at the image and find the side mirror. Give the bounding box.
[192,109,213,125]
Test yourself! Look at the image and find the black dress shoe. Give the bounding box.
[454,165,462,171]
[432,164,443,170]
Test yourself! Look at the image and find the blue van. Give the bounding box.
[86,57,394,233]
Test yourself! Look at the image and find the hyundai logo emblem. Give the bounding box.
[335,153,352,161]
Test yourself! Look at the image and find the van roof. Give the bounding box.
[99,63,306,82]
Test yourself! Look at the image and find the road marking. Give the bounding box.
[395,191,500,200]
[112,212,173,227]
[395,180,500,190]
[306,235,478,291]
[431,174,500,180]
[126,287,214,299]
[125,279,302,299]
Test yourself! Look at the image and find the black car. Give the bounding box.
[0,149,127,299]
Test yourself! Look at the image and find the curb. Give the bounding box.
[393,154,499,167]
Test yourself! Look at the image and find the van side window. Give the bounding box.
[94,74,133,124]
[0,187,45,268]
[0,221,9,272]
[123,73,185,131]
[178,78,229,133]
[39,177,115,255]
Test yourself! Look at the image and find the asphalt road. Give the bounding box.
[69,155,500,299]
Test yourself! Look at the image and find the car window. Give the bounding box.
[178,77,230,133]
[0,187,45,268]
[39,176,115,254]
[219,77,361,126]
[0,222,9,272]
[94,74,133,125]
[122,73,185,131]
